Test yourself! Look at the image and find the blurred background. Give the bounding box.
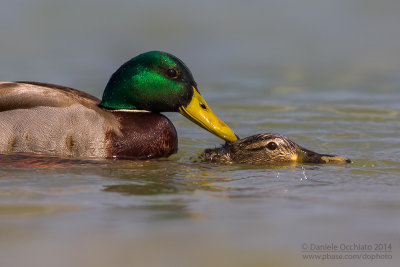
[1,0,400,267]
[1,0,399,94]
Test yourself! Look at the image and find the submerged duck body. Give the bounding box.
[0,51,238,159]
[203,133,351,164]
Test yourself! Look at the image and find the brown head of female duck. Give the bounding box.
[203,133,351,164]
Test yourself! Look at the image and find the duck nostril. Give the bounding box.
[200,103,207,110]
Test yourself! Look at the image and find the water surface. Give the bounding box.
[1,1,400,266]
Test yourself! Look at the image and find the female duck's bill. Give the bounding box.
[203,133,351,165]
[297,147,351,164]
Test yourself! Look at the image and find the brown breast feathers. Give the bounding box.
[105,112,178,160]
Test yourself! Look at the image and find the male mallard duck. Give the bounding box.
[0,51,238,159]
[203,133,351,164]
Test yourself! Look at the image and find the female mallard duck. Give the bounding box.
[0,51,237,159]
[203,133,351,164]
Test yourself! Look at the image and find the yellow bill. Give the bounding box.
[179,88,238,143]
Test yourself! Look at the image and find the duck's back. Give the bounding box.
[0,82,122,158]
[0,81,102,111]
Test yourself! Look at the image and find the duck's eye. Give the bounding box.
[166,68,178,78]
[266,142,278,150]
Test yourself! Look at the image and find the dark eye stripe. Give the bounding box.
[245,142,279,152]
[245,145,270,152]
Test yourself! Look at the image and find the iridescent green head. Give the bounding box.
[100,51,194,112]
[99,51,238,142]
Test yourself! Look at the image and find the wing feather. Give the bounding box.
[0,81,101,111]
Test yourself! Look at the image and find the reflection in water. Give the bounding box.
[0,152,334,199]
[102,161,237,196]
[0,153,104,168]
[104,183,178,195]
[0,204,82,217]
